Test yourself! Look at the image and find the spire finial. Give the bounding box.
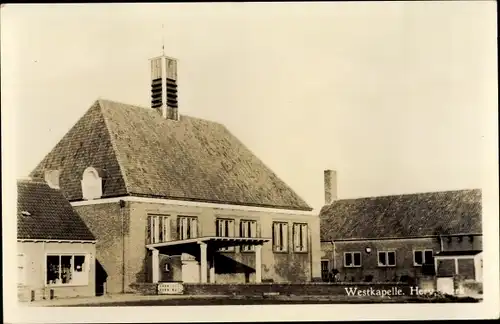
[161,23,165,56]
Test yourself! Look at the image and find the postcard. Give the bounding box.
[2,2,498,322]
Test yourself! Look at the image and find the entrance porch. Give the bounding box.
[146,237,270,284]
[434,250,483,295]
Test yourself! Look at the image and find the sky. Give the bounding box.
[1,2,497,211]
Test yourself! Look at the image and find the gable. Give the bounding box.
[30,101,128,201]
[31,99,312,211]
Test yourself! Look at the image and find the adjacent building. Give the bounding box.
[319,170,482,291]
[29,55,321,294]
[17,179,97,301]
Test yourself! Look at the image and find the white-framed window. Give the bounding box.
[272,222,289,252]
[216,218,235,252]
[344,252,362,267]
[17,253,25,286]
[413,249,434,266]
[81,167,102,200]
[293,223,308,252]
[177,216,198,240]
[147,215,170,244]
[378,251,396,267]
[46,254,88,286]
[240,220,257,252]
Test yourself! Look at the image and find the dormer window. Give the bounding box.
[81,167,103,200]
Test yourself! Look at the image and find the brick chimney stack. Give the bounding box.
[324,169,337,205]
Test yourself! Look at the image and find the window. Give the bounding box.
[321,260,329,282]
[147,215,170,244]
[272,222,289,252]
[413,249,434,266]
[216,218,235,252]
[293,223,308,252]
[344,252,362,267]
[177,216,198,240]
[378,251,396,267]
[46,254,88,286]
[17,254,25,285]
[81,167,102,200]
[240,220,257,252]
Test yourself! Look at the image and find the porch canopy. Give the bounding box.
[146,236,270,250]
[146,236,271,284]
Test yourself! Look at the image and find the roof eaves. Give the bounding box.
[129,192,313,212]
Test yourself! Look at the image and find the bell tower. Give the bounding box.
[150,55,179,120]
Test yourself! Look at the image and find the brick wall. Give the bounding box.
[441,235,482,252]
[73,202,126,294]
[321,238,441,283]
[129,201,320,284]
[73,199,320,292]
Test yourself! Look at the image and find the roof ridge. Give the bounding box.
[332,188,481,203]
[96,98,226,127]
[97,100,132,195]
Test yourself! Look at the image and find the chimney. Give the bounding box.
[324,169,337,205]
[44,170,60,189]
[150,55,179,120]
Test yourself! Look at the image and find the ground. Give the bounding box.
[23,293,481,307]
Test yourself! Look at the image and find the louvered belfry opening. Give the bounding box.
[150,55,179,120]
[151,78,163,109]
[166,77,178,120]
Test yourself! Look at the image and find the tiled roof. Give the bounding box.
[31,99,312,211]
[17,179,96,241]
[320,189,482,241]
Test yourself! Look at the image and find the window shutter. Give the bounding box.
[177,217,182,240]
[182,218,188,239]
[167,216,170,241]
[158,216,163,242]
[147,216,152,244]
[272,224,277,248]
[283,223,288,251]
[191,218,198,238]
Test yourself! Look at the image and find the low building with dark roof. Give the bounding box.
[17,179,97,301]
[319,170,483,294]
[30,55,321,294]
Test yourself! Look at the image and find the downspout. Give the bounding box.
[119,199,126,293]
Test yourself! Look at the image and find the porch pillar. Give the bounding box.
[199,242,208,283]
[152,249,159,283]
[255,244,262,283]
[209,252,215,283]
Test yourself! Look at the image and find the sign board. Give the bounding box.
[158,282,184,295]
